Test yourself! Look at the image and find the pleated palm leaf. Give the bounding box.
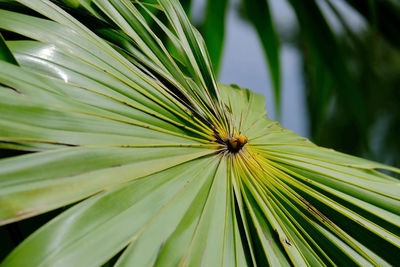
[0,0,399,266]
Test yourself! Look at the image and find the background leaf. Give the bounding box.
[202,0,229,75]
[241,0,281,114]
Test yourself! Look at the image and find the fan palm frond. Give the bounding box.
[0,0,399,266]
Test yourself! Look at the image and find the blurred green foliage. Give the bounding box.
[190,0,400,168]
[310,30,400,168]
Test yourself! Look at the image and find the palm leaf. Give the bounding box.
[242,0,281,114]
[343,0,400,47]
[202,0,229,75]
[287,0,367,135]
[0,0,399,266]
